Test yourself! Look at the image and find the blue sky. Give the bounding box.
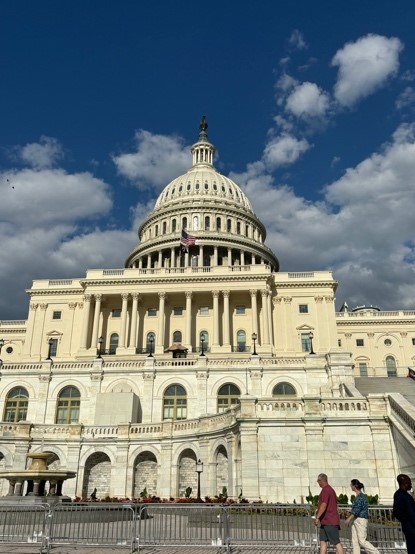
[1,0,415,319]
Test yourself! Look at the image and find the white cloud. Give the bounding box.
[396,86,415,110]
[113,130,191,190]
[332,34,403,107]
[15,136,64,169]
[285,82,330,119]
[263,134,311,169]
[288,29,307,51]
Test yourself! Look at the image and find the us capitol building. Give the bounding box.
[0,119,414,502]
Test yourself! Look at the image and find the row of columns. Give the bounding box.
[80,289,274,352]
[132,245,268,270]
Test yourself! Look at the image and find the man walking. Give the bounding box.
[393,474,415,554]
[314,473,344,554]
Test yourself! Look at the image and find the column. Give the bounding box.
[138,258,143,269]
[261,289,270,345]
[157,292,166,352]
[212,291,220,347]
[223,290,230,346]
[227,247,232,266]
[80,295,92,349]
[250,290,258,336]
[185,291,192,349]
[213,246,218,266]
[240,250,245,266]
[129,293,139,351]
[158,250,162,268]
[267,291,273,346]
[147,254,151,268]
[198,245,204,267]
[22,303,38,359]
[119,293,129,348]
[171,247,176,269]
[185,250,189,267]
[91,294,102,351]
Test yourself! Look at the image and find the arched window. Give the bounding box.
[173,330,182,343]
[205,216,210,230]
[172,219,177,232]
[163,385,187,420]
[182,217,187,230]
[56,386,80,424]
[236,221,241,234]
[386,356,397,377]
[227,219,232,233]
[200,330,209,352]
[109,333,119,355]
[216,217,221,231]
[236,330,246,352]
[3,387,29,422]
[217,383,241,412]
[162,221,167,234]
[146,332,155,354]
[193,215,199,230]
[272,382,297,396]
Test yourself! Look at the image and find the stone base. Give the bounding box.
[0,495,72,505]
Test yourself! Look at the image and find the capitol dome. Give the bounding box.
[125,117,279,271]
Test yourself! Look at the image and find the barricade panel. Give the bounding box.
[224,504,313,549]
[137,504,225,550]
[0,503,49,553]
[47,503,136,553]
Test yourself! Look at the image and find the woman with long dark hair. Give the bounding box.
[345,479,380,554]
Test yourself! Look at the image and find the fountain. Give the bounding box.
[0,452,76,504]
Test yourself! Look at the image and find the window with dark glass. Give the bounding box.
[301,333,311,352]
[199,330,208,351]
[235,305,245,315]
[49,338,58,357]
[359,362,368,376]
[173,307,183,316]
[52,311,62,320]
[163,384,187,420]
[227,219,232,232]
[217,383,241,412]
[216,217,221,231]
[272,382,296,396]
[236,330,246,352]
[55,386,80,424]
[173,330,182,343]
[148,308,157,316]
[111,309,121,318]
[3,387,29,422]
[356,339,364,347]
[205,216,210,230]
[109,333,119,354]
[386,356,397,377]
[299,304,308,314]
[172,219,177,232]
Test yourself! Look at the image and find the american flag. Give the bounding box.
[180,229,196,248]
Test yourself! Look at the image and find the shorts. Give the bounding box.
[319,525,341,545]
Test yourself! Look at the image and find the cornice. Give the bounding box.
[336,318,415,327]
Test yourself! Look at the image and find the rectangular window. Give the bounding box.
[301,333,311,352]
[359,362,368,377]
[49,338,58,357]
[52,311,62,320]
[356,339,364,347]
[111,309,121,318]
[299,304,309,314]
[148,308,157,316]
[173,307,183,316]
[199,306,209,315]
[338,339,342,347]
[235,305,245,315]
[412,338,415,346]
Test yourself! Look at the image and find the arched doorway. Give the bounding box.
[133,451,158,498]
[82,452,111,499]
[178,448,197,498]
[216,445,228,494]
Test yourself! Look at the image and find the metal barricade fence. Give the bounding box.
[46,502,137,553]
[137,503,226,550]
[0,503,49,553]
[224,504,314,550]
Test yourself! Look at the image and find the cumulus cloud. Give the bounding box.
[15,136,64,169]
[263,134,311,169]
[232,122,415,310]
[332,34,403,108]
[285,82,330,119]
[113,130,191,190]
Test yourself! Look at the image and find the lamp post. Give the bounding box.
[196,459,203,501]
[0,338,4,366]
[200,336,205,356]
[96,336,104,359]
[46,338,54,361]
[251,332,257,355]
[147,336,154,357]
[308,331,315,355]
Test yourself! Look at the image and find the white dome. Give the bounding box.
[154,164,253,213]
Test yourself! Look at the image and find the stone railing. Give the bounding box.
[336,310,415,318]
[0,320,26,326]
[388,395,415,435]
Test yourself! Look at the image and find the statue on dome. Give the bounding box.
[199,115,208,132]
